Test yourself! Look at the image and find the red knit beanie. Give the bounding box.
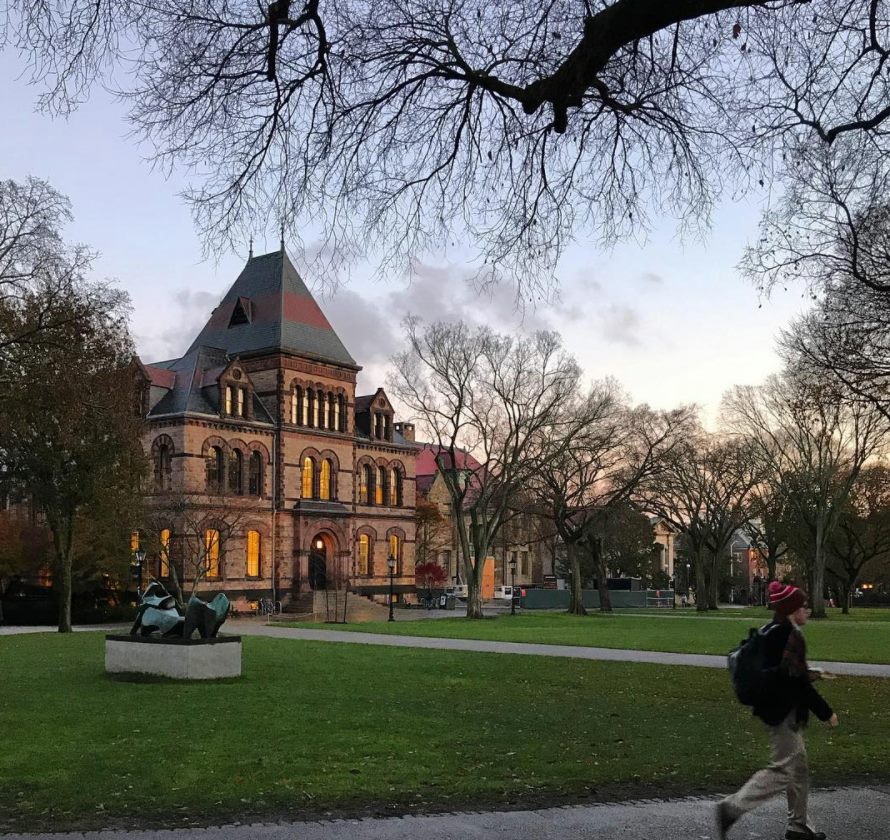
[768,581,807,616]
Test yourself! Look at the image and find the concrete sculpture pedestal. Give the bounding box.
[105,634,242,680]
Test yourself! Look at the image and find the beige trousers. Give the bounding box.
[722,712,813,833]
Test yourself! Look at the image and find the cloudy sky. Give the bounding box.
[2,51,809,422]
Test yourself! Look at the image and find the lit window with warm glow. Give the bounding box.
[246,530,260,577]
[359,465,370,502]
[302,457,315,498]
[225,385,233,414]
[323,393,330,429]
[312,391,319,427]
[236,387,245,416]
[320,459,331,500]
[333,396,341,431]
[375,466,385,505]
[291,390,298,424]
[358,534,369,576]
[159,529,171,577]
[389,534,401,573]
[205,529,220,578]
[389,468,399,506]
[130,531,140,552]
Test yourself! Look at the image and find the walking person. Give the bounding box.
[716,581,838,840]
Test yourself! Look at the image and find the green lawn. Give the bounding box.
[1,632,889,832]
[282,611,890,664]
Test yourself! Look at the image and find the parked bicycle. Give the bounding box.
[257,598,282,616]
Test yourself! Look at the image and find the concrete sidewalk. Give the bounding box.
[225,621,890,678]
[4,621,890,677]
[3,787,889,839]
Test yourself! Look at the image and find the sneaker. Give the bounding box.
[714,801,737,840]
[785,831,826,840]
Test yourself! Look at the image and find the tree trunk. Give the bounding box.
[708,552,719,611]
[466,585,485,619]
[567,542,586,615]
[841,581,850,615]
[57,549,72,632]
[0,578,5,626]
[811,521,827,618]
[694,548,708,613]
[765,554,777,582]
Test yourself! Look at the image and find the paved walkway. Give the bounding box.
[3,787,889,839]
[223,622,890,678]
[4,621,890,677]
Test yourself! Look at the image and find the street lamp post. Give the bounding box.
[131,549,146,600]
[387,555,397,622]
[685,562,691,606]
[509,556,517,616]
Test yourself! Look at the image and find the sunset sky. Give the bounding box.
[2,51,809,422]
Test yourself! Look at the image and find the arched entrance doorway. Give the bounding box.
[308,534,327,590]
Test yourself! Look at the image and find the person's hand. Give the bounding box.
[828,713,839,727]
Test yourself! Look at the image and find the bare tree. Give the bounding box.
[745,482,789,583]
[0,177,106,367]
[723,368,888,617]
[143,490,251,610]
[12,4,890,289]
[637,430,761,612]
[389,320,582,618]
[532,386,692,614]
[826,464,890,614]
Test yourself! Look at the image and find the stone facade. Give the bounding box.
[138,249,416,610]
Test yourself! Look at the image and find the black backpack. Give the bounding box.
[727,623,778,706]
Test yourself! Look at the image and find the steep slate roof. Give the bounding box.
[185,249,358,368]
[415,444,482,477]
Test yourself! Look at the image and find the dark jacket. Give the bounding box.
[753,618,833,727]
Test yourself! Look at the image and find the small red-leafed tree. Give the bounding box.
[415,562,448,602]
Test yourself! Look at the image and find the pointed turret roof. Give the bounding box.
[185,249,358,369]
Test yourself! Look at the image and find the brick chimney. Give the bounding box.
[394,421,415,442]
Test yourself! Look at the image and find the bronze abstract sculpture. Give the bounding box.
[130,582,229,639]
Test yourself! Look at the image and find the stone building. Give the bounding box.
[136,249,416,610]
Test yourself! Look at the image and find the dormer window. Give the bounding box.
[224,382,247,418]
[228,296,253,326]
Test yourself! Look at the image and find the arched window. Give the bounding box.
[206,446,224,492]
[389,534,401,575]
[323,393,330,429]
[389,468,401,506]
[154,442,172,489]
[359,464,370,503]
[358,534,370,575]
[302,457,315,499]
[246,530,261,577]
[236,387,245,417]
[205,529,220,578]
[291,389,298,424]
[319,459,332,500]
[312,390,320,427]
[333,395,341,432]
[301,387,309,425]
[375,466,386,505]
[228,449,243,494]
[248,451,263,496]
[159,528,171,578]
[225,385,233,414]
